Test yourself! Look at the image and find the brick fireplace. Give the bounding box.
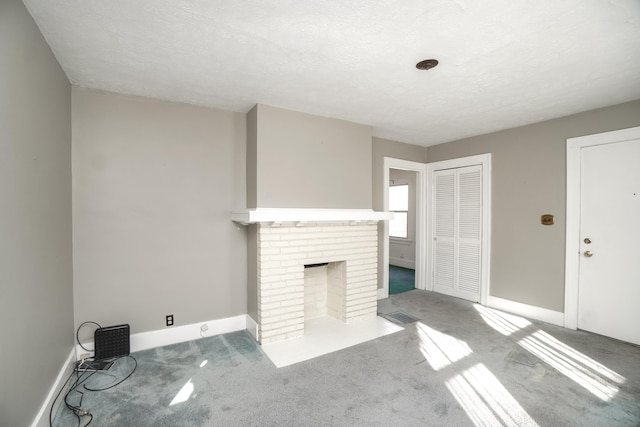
[232,209,393,344]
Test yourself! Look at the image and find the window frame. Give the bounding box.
[389,183,409,240]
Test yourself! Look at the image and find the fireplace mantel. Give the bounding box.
[231,208,393,226]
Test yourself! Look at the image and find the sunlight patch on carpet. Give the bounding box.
[170,378,194,406]
[476,304,626,402]
[446,363,539,427]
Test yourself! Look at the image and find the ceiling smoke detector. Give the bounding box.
[416,59,439,71]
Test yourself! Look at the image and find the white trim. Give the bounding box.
[31,348,76,427]
[76,314,250,358]
[426,153,492,306]
[389,257,415,270]
[231,208,393,225]
[564,126,640,330]
[389,237,413,246]
[382,157,427,300]
[487,296,564,327]
[246,315,258,341]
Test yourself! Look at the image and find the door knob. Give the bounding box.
[584,238,591,244]
[584,251,593,257]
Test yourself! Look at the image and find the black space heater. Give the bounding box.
[94,324,130,361]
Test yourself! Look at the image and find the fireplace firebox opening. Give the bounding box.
[304,261,346,322]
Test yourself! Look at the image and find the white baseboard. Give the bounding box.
[39,314,253,426]
[487,296,564,327]
[31,348,75,427]
[389,257,415,270]
[246,315,258,341]
[75,314,252,359]
[377,287,388,300]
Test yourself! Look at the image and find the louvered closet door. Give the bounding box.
[432,165,482,302]
[433,170,456,297]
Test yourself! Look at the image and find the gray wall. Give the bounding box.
[252,104,373,209]
[72,87,247,334]
[372,137,427,288]
[427,100,640,312]
[0,1,73,426]
[246,106,258,209]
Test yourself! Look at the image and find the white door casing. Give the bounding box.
[427,154,491,305]
[565,126,640,345]
[381,157,427,299]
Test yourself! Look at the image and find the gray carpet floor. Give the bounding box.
[53,290,640,426]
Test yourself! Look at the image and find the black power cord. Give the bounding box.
[50,322,137,427]
[49,368,76,427]
[76,321,102,353]
[83,355,137,392]
[64,368,97,427]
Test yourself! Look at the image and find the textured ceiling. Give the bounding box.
[23,0,640,146]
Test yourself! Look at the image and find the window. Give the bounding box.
[389,184,409,238]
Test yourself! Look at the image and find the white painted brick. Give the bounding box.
[274,323,304,335]
[258,268,289,280]
[258,281,294,292]
[261,316,304,330]
[348,262,378,271]
[279,311,305,322]
[263,330,300,343]
[260,298,304,313]
[255,222,380,344]
[259,247,282,256]
[261,326,304,343]
[346,288,377,299]
[304,251,325,260]
[346,311,377,323]
[346,310,377,323]
[346,284,377,295]
[262,290,304,302]
[267,240,291,248]
[345,299,377,312]
[261,309,303,322]
[346,272,377,282]
[346,283,377,294]
[345,286,378,302]
[259,305,298,318]
[346,273,377,283]
[259,272,304,283]
[271,252,313,261]
[258,233,282,242]
[259,301,301,314]
[261,289,304,301]
[280,259,303,267]
[347,286,377,297]
[258,260,284,270]
[279,245,310,254]
[285,329,304,339]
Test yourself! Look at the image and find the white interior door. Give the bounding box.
[432,165,482,302]
[578,138,640,345]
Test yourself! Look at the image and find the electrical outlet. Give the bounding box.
[166,314,174,327]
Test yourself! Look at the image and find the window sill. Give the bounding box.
[390,237,413,246]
